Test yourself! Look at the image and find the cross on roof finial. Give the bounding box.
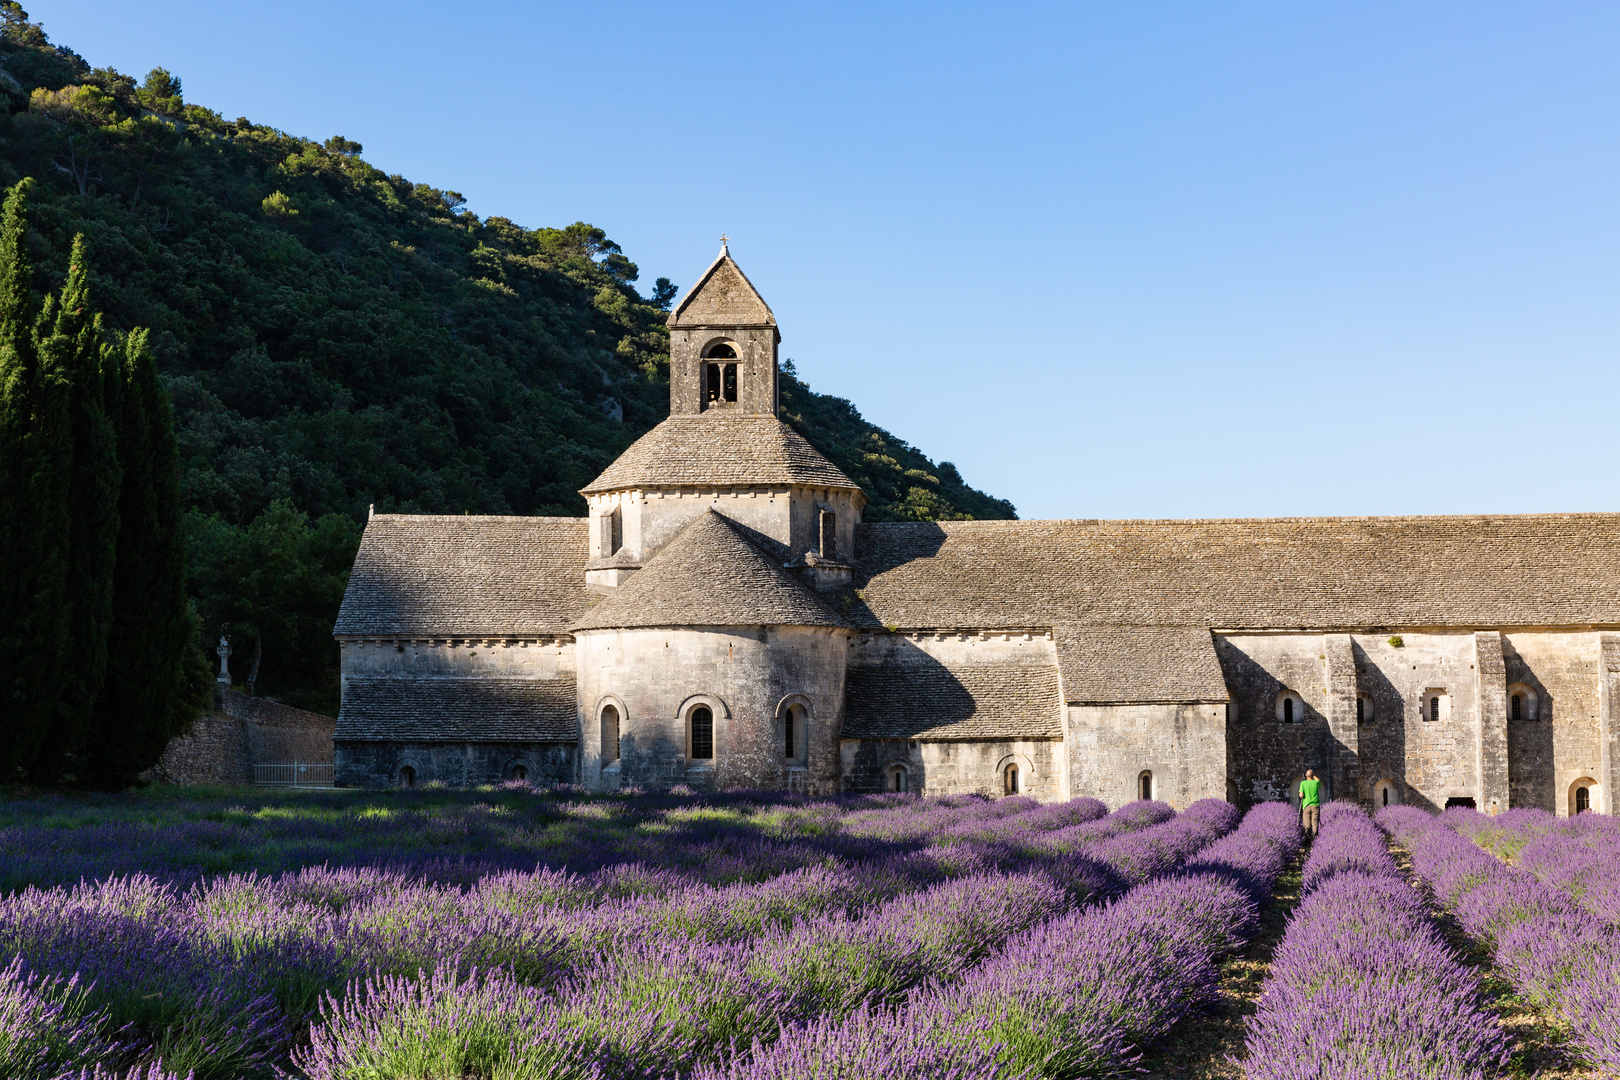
[719,233,729,254]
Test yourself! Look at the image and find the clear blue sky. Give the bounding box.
[34,1,1620,520]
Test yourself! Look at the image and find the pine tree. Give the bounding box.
[30,234,121,781]
[0,179,71,778]
[84,328,206,786]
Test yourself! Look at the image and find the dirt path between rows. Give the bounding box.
[1134,859,1304,1080]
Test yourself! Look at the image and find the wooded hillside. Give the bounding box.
[0,7,1015,713]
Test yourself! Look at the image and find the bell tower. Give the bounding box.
[667,239,780,416]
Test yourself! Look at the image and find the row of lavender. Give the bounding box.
[1246,803,1509,1079]
[0,792,1263,1080]
[694,799,1301,1080]
[1448,806,1620,927]
[1379,805,1620,1077]
[298,798,1248,1079]
[0,786,1102,895]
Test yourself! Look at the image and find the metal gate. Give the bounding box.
[252,761,335,788]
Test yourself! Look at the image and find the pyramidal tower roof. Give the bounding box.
[667,240,776,329]
[571,510,848,631]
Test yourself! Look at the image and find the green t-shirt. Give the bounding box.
[1299,778,1322,807]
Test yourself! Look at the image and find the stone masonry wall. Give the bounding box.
[146,710,251,785]
[840,737,1063,800]
[147,690,334,786]
[1067,703,1225,810]
[1505,631,1604,815]
[336,741,576,788]
[577,624,849,794]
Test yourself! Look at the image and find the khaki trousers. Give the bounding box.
[1302,804,1320,837]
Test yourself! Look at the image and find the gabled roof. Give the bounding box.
[337,676,578,741]
[572,510,849,631]
[843,663,1063,740]
[847,514,1620,632]
[579,414,861,495]
[334,515,596,638]
[1055,626,1229,704]
[667,246,776,328]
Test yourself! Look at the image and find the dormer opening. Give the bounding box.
[703,341,739,407]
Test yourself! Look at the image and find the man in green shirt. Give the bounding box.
[1299,770,1322,837]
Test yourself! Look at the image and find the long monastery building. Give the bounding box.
[333,245,1620,816]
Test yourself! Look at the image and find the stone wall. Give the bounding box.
[1067,703,1226,810]
[335,741,575,788]
[839,736,1064,800]
[1505,631,1605,815]
[588,486,862,572]
[147,710,252,785]
[577,624,850,794]
[147,690,334,786]
[1221,632,1489,810]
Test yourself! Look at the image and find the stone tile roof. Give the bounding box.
[336,677,578,741]
[1055,626,1229,704]
[848,514,1620,631]
[334,515,595,638]
[573,511,849,631]
[580,415,859,495]
[843,663,1062,740]
[668,250,776,327]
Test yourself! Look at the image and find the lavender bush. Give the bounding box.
[1379,804,1620,1076]
[1452,806,1620,927]
[1245,803,1510,1080]
[719,798,1291,1079]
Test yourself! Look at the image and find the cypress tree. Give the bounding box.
[0,179,71,779]
[31,235,121,781]
[85,328,205,786]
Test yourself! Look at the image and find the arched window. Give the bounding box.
[1374,779,1400,808]
[509,763,528,781]
[1283,698,1294,724]
[1422,689,1449,723]
[1276,691,1304,724]
[398,765,416,788]
[783,703,807,763]
[601,704,620,765]
[1429,695,1441,723]
[1507,683,1538,722]
[1139,771,1153,801]
[1004,763,1020,796]
[702,343,739,406]
[1570,777,1598,816]
[886,763,909,792]
[689,705,714,760]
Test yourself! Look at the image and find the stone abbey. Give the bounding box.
[333,244,1620,816]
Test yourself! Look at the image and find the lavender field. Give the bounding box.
[0,785,1610,1079]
